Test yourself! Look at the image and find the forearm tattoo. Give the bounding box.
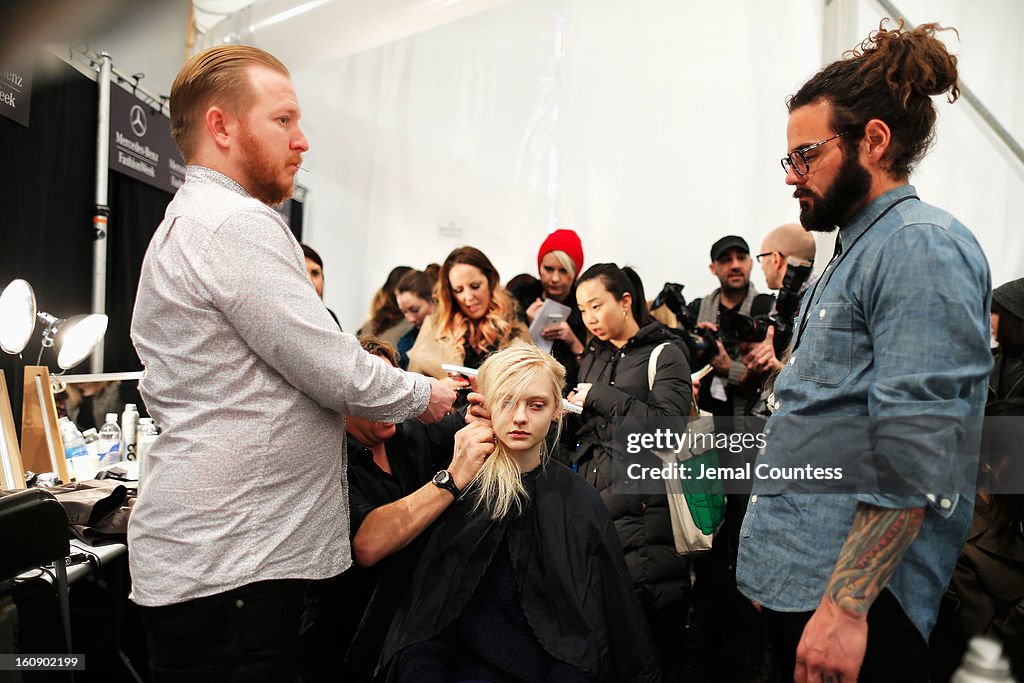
[826,503,925,615]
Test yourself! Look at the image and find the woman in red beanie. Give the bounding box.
[527,229,589,392]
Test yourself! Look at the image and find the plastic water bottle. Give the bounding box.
[81,428,99,459]
[952,636,1017,682]
[97,413,122,464]
[121,403,139,461]
[137,418,159,491]
[59,417,88,460]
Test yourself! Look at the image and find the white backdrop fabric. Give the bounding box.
[280,0,1023,330]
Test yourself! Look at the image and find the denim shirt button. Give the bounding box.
[819,309,827,319]
[926,493,937,503]
[940,498,952,509]
[789,355,796,365]
[750,495,758,503]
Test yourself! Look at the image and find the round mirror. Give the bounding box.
[56,314,108,370]
[0,279,37,355]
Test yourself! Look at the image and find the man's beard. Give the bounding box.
[238,125,296,206]
[720,274,749,296]
[797,149,871,233]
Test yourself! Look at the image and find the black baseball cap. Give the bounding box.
[710,235,750,261]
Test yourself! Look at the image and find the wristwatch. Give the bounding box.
[432,470,461,498]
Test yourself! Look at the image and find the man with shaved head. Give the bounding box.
[757,223,816,291]
[744,224,817,375]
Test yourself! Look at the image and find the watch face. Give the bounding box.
[433,470,450,485]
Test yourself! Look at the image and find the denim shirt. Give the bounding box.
[736,185,992,639]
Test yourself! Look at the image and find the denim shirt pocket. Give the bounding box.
[796,302,853,385]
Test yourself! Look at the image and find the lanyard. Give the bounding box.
[790,194,919,353]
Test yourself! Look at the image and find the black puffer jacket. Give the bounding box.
[570,321,692,612]
[989,353,1024,403]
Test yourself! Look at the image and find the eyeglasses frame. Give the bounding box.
[781,131,848,176]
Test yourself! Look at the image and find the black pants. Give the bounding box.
[764,589,928,682]
[140,578,306,683]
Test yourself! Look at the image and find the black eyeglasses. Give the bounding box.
[781,132,847,176]
[755,251,778,263]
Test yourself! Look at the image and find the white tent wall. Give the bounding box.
[291,0,1024,331]
[40,0,1023,331]
[294,0,826,329]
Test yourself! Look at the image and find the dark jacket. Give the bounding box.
[550,298,589,394]
[380,462,662,682]
[931,498,1024,680]
[989,352,1024,404]
[930,354,1024,680]
[300,414,464,682]
[570,321,692,613]
[517,286,588,394]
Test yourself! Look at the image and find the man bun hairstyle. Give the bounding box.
[788,19,960,179]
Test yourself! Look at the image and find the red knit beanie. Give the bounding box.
[537,229,584,275]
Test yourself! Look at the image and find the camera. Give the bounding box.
[717,258,813,355]
[650,282,720,368]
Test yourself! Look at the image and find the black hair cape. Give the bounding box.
[378,460,662,682]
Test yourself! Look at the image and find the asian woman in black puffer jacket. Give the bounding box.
[566,263,692,682]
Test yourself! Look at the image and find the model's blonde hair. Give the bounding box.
[170,45,289,161]
[471,345,565,520]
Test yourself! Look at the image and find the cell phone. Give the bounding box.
[561,398,583,415]
[441,364,478,378]
[545,313,564,327]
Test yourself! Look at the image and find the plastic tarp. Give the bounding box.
[199,0,1023,329]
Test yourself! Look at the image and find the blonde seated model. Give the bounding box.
[379,345,660,682]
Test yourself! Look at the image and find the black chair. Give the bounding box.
[0,488,73,654]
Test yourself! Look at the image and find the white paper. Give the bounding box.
[527,298,573,353]
[710,375,728,402]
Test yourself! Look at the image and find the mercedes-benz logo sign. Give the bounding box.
[130,104,148,136]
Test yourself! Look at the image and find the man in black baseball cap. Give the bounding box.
[684,232,775,681]
[687,234,775,416]
[710,235,751,262]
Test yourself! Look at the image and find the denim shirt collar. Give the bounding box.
[837,184,918,248]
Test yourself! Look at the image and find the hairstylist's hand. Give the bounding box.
[465,392,492,428]
[441,374,471,393]
[418,377,457,424]
[449,422,497,490]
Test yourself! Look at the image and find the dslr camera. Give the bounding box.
[718,257,813,355]
[650,282,720,368]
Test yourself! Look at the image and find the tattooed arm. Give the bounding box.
[793,503,925,683]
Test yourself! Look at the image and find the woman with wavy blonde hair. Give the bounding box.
[381,345,661,682]
[407,246,528,391]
